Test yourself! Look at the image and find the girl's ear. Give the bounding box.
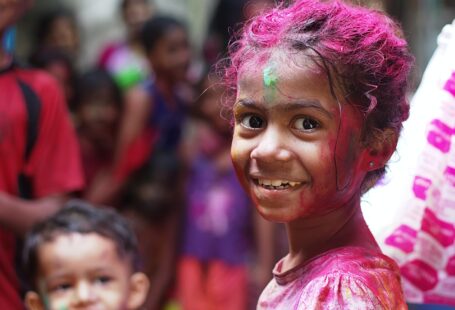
[25,291,45,310]
[361,128,398,171]
[127,272,150,309]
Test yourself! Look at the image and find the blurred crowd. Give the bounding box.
[1,0,286,309]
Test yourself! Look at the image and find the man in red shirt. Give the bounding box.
[0,1,84,308]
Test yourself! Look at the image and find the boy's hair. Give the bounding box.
[141,15,186,53]
[224,0,414,191]
[22,200,141,290]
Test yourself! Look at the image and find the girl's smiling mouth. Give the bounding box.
[254,178,303,190]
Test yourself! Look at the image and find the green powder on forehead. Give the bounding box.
[263,61,279,103]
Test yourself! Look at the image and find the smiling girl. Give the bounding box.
[225,0,413,308]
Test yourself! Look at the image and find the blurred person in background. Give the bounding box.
[28,48,78,112]
[98,0,154,91]
[177,72,274,310]
[203,0,275,65]
[0,0,84,308]
[29,7,80,65]
[121,170,180,310]
[73,68,126,204]
[87,15,192,206]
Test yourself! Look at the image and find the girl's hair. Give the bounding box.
[22,200,142,290]
[141,15,186,53]
[224,0,414,191]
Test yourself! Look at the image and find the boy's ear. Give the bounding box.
[127,272,150,309]
[25,292,45,310]
[361,128,398,171]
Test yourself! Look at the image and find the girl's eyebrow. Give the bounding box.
[235,98,333,119]
[282,100,333,119]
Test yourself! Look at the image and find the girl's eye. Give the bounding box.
[293,116,320,131]
[240,114,265,129]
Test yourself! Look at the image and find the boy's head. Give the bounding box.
[225,0,413,192]
[141,15,190,83]
[23,200,149,310]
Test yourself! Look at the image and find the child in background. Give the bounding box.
[121,170,180,310]
[29,49,77,112]
[177,73,274,310]
[22,200,150,309]
[226,0,413,308]
[98,0,154,90]
[74,69,125,204]
[30,7,80,64]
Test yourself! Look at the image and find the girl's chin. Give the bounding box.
[255,203,307,223]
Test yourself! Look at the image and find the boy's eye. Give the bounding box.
[94,275,112,285]
[293,116,320,131]
[52,283,72,292]
[240,114,265,129]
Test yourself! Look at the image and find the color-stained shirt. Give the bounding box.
[0,65,84,309]
[258,246,407,309]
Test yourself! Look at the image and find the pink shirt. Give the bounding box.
[258,246,407,309]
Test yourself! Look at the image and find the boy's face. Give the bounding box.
[231,51,374,223]
[0,0,33,32]
[26,232,148,310]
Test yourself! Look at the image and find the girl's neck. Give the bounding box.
[283,194,378,271]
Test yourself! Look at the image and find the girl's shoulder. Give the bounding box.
[261,247,406,310]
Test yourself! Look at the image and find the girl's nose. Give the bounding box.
[250,126,293,162]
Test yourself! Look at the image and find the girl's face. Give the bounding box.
[231,52,371,223]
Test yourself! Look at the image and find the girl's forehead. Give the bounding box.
[237,52,332,102]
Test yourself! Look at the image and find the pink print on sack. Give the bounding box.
[421,208,455,247]
[401,259,439,291]
[385,225,417,253]
[446,255,455,276]
[427,119,452,153]
[444,166,455,186]
[443,71,455,97]
[413,176,432,200]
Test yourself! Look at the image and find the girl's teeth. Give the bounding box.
[272,180,283,186]
[257,179,302,187]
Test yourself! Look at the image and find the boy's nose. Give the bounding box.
[73,281,95,304]
[250,127,293,162]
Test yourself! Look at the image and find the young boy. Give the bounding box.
[22,201,150,310]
